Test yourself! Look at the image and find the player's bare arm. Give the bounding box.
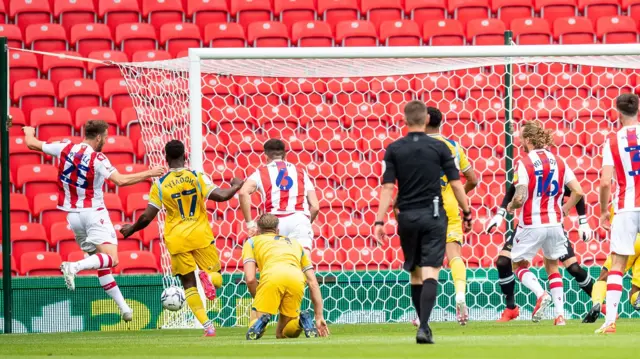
[304,268,329,337]
[239,178,259,233]
[374,183,395,245]
[599,165,614,230]
[507,184,528,213]
[119,205,160,238]
[243,261,258,298]
[23,126,46,152]
[307,190,320,224]
[109,168,165,187]
[462,168,478,194]
[208,178,244,202]
[450,179,472,232]
[562,179,584,217]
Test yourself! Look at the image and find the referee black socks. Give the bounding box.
[419,278,438,331]
[411,284,423,318]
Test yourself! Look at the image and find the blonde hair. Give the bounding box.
[257,213,279,232]
[521,120,553,150]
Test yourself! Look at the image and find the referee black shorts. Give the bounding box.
[397,206,448,271]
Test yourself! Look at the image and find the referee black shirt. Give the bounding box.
[382,132,460,211]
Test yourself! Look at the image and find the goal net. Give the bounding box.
[116,45,640,328]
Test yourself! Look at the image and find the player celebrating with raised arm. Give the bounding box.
[507,121,583,326]
[488,184,593,322]
[23,120,164,322]
[243,214,329,340]
[120,140,244,337]
[238,139,320,256]
[596,93,640,334]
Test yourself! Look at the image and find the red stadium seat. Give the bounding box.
[104,78,133,116]
[58,79,101,117]
[318,0,359,30]
[142,0,184,30]
[9,108,27,136]
[305,162,338,189]
[13,79,56,119]
[554,17,595,44]
[219,247,243,271]
[111,163,153,206]
[54,0,96,34]
[115,251,158,274]
[423,19,465,46]
[70,23,114,57]
[0,1,6,23]
[112,222,143,250]
[187,0,229,33]
[88,50,129,88]
[343,102,389,137]
[231,0,272,31]
[325,76,370,105]
[344,247,389,270]
[448,0,490,25]
[204,23,246,48]
[237,76,283,108]
[143,222,160,249]
[413,73,459,103]
[20,252,62,276]
[291,21,333,47]
[33,193,67,235]
[67,251,98,275]
[466,18,506,45]
[9,136,42,181]
[30,107,73,140]
[11,223,48,267]
[75,106,118,135]
[546,72,590,105]
[298,103,344,133]
[596,16,638,44]
[283,77,326,106]
[310,248,346,271]
[459,72,502,100]
[336,20,377,47]
[579,0,620,25]
[126,192,150,219]
[493,0,533,27]
[160,23,202,58]
[115,23,158,58]
[254,104,298,137]
[274,0,315,30]
[0,255,18,276]
[102,136,135,164]
[104,192,125,222]
[132,49,172,62]
[404,0,446,28]
[247,21,290,47]
[512,71,547,101]
[25,23,67,52]
[511,18,552,44]
[49,222,79,260]
[314,133,359,164]
[2,193,31,223]
[99,0,141,35]
[9,51,39,87]
[11,0,52,33]
[41,51,86,88]
[361,0,403,28]
[623,0,640,19]
[536,0,577,24]
[379,20,421,46]
[589,71,635,101]
[335,161,381,188]
[0,24,24,48]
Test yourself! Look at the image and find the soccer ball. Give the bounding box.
[161,287,185,311]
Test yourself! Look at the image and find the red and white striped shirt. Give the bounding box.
[248,161,314,216]
[514,149,576,228]
[42,141,115,212]
[602,125,640,213]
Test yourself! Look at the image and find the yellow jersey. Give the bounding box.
[148,168,217,254]
[428,134,471,216]
[242,233,313,279]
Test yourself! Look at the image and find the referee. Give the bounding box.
[374,100,472,344]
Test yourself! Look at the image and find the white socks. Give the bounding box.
[74,253,114,272]
[548,272,564,317]
[605,271,623,325]
[98,269,131,314]
[515,267,545,298]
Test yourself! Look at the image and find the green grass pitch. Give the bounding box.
[0,320,637,359]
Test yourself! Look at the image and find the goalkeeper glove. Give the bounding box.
[486,208,506,233]
[578,215,592,242]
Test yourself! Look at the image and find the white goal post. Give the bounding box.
[116,44,640,329]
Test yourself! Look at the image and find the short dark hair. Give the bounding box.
[263,138,286,159]
[165,140,185,161]
[617,93,639,117]
[426,106,443,128]
[257,213,279,232]
[84,120,109,139]
[403,100,427,126]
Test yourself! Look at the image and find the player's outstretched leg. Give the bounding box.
[515,265,551,323]
[98,269,133,322]
[247,313,271,340]
[198,270,223,301]
[496,253,519,322]
[180,272,216,337]
[545,259,565,326]
[61,252,116,291]
[563,258,594,297]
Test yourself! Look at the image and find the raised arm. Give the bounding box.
[109,168,164,187]
[23,126,45,152]
[208,178,244,202]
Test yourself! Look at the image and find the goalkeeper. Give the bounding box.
[243,214,329,340]
[487,184,594,322]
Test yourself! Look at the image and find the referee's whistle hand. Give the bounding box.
[374,225,388,246]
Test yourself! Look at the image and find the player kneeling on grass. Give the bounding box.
[120,140,244,337]
[243,214,329,340]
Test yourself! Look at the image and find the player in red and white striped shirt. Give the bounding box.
[239,139,320,253]
[597,94,640,334]
[507,121,583,326]
[23,121,163,322]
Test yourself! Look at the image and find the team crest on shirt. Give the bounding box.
[100,219,104,225]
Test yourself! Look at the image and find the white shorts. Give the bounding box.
[67,209,117,253]
[611,211,640,255]
[277,212,313,250]
[511,225,568,262]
